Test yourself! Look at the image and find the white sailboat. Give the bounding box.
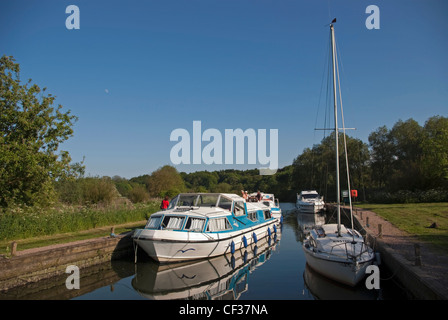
[302,19,376,287]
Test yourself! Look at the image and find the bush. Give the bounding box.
[55,177,120,206]
[0,201,159,241]
[128,185,149,203]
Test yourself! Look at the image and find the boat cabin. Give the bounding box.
[144,193,272,233]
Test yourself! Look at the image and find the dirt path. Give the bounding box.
[352,206,448,299]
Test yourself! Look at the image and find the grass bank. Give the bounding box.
[357,202,448,253]
[0,201,159,255]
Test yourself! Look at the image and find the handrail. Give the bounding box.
[327,241,372,261]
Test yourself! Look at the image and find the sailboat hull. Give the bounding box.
[302,245,374,287]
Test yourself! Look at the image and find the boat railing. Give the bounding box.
[328,241,372,261]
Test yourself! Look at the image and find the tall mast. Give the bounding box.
[330,21,341,237]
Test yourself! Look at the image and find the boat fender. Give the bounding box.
[252,232,258,244]
[230,241,235,255]
[280,215,283,224]
[273,224,277,233]
[267,227,272,237]
[375,252,381,265]
[242,236,248,248]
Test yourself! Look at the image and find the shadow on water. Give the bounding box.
[0,203,409,300]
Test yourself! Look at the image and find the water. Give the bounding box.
[1,203,409,300]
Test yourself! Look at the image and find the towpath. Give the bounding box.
[352,206,448,299]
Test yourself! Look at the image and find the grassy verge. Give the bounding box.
[0,220,147,256]
[0,201,159,255]
[356,202,448,253]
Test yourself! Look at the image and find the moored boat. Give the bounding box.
[296,190,325,213]
[303,223,374,286]
[132,234,279,300]
[132,193,278,263]
[248,192,283,225]
[302,19,376,287]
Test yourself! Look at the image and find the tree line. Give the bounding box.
[1,55,447,210]
[113,113,448,205]
[69,113,448,206]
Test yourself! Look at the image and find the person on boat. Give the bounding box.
[241,190,248,200]
[256,191,262,202]
[160,195,169,211]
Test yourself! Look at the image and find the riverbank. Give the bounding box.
[0,229,135,292]
[350,205,448,299]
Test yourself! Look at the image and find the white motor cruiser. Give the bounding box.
[132,193,279,263]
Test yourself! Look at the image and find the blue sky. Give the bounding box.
[1,0,447,178]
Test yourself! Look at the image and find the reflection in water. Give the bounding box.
[303,264,379,300]
[132,233,281,300]
[296,212,326,239]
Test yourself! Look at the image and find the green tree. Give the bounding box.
[0,56,78,207]
[421,116,448,189]
[368,126,394,189]
[388,119,424,191]
[292,132,370,201]
[147,165,185,197]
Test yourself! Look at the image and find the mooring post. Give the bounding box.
[360,211,363,220]
[378,224,383,238]
[10,241,17,256]
[366,216,370,228]
[110,226,115,237]
[414,243,422,266]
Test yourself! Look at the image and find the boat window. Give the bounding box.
[302,194,319,199]
[161,216,185,230]
[167,196,178,210]
[248,211,258,222]
[217,196,233,211]
[206,217,232,232]
[233,201,245,216]
[184,217,206,232]
[177,194,198,207]
[262,201,271,207]
[196,194,219,207]
[146,215,162,229]
[263,210,271,220]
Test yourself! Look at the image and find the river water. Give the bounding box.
[1,203,410,300]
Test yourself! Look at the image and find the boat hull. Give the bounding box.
[302,245,374,287]
[297,202,325,214]
[133,220,278,263]
[271,208,283,225]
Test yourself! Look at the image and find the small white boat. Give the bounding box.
[132,193,278,263]
[296,190,325,213]
[249,192,283,225]
[303,224,374,287]
[302,19,376,287]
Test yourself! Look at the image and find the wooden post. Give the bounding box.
[10,241,17,256]
[110,226,115,237]
[360,211,363,220]
[414,243,422,266]
[366,216,370,228]
[378,224,383,238]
